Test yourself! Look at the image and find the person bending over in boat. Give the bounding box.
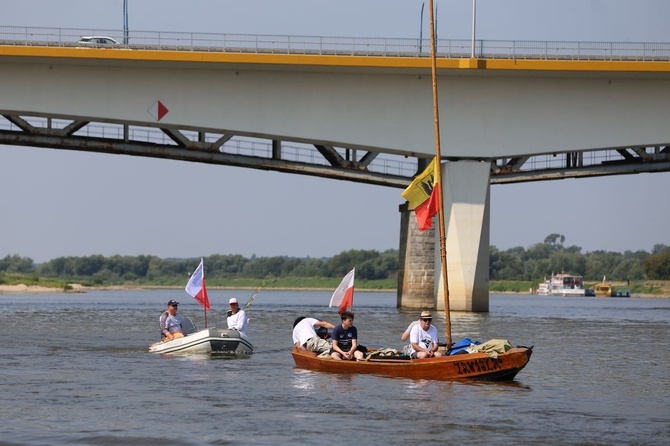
[409,311,443,359]
[292,316,335,355]
[226,297,248,335]
[159,300,184,342]
[330,311,365,361]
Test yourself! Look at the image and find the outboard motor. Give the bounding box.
[315,326,330,340]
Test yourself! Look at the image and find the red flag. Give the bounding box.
[185,258,210,310]
[329,268,355,314]
[414,184,440,231]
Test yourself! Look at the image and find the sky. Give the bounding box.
[2,1,670,263]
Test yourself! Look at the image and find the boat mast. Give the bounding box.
[428,0,452,347]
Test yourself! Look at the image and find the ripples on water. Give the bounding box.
[0,290,668,445]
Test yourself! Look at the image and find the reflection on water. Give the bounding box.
[0,290,668,445]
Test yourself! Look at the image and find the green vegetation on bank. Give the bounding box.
[0,249,399,290]
[0,272,75,291]
[1,234,669,293]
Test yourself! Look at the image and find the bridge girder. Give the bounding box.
[2,112,670,187]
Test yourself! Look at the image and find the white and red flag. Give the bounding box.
[185,258,210,311]
[329,268,355,314]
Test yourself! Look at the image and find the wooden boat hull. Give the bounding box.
[292,347,532,381]
[149,328,253,357]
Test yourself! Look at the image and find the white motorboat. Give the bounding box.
[149,318,253,356]
[537,273,590,297]
[537,281,551,295]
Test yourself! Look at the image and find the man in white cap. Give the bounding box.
[226,297,248,335]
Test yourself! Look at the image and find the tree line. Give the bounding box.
[1,234,669,285]
[490,234,670,281]
[0,249,400,286]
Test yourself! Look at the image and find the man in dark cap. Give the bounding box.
[159,300,183,341]
[408,310,442,359]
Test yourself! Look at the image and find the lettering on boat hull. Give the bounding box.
[455,357,503,375]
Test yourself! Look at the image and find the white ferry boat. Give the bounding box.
[537,273,590,297]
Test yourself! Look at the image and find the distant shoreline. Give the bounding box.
[0,284,395,294]
[1,283,667,298]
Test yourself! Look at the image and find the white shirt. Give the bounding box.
[227,309,248,335]
[292,317,319,347]
[409,324,439,355]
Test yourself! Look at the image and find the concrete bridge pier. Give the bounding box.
[397,202,435,310]
[398,160,491,312]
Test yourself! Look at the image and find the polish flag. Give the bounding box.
[185,258,210,310]
[329,268,355,314]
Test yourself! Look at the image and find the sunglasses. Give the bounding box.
[420,318,432,322]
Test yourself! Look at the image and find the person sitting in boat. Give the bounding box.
[330,311,365,361]
[159,300,183,342]
[292,316,335,355]
[408,311,443,359]
[226,297,248,335]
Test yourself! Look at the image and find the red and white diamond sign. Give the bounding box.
[147,100,169,121]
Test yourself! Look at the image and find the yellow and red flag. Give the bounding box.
[401,158,440,232]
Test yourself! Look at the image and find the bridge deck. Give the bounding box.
[1,26,669,185]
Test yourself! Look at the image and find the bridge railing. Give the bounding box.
[1,25,669,61]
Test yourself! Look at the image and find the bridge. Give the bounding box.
[2,26,670,311]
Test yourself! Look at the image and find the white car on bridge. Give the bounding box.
[78,36,120,46]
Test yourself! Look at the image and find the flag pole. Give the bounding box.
[202,258,208,328]
[428,0,452,347]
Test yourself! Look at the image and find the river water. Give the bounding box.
[1,289,668,445]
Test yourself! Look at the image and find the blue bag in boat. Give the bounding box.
[449,337,481,355]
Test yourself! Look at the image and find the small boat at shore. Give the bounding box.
[292,346,533,381]
[594,280,613,297]
[149,318,253,356]
[593,278,630,298]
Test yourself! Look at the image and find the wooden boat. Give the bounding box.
[292,346,533,381]
[149,318,253,356]
[290,6,534,382]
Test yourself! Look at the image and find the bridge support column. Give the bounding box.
[397,160,490,312]
[397,203,435,309]
[435,160,491,312]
